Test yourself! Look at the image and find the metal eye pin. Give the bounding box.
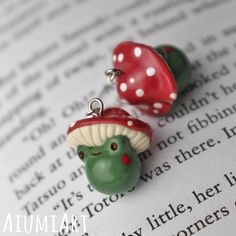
[105,68,122,83]
[86,98,104,117]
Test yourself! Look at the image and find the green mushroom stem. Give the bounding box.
[76,135,141,195]
[153,45,192,93]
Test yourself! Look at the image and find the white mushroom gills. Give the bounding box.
[67,123,150,153]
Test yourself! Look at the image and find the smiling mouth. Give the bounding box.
[91,152,101,156]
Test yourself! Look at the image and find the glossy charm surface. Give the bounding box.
[67,99,152,194]
[112,41,191,116]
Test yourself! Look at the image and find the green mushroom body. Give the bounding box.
[153,45,192,93]
[77,135,141,195]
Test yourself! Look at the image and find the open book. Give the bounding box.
[0,0,236,235]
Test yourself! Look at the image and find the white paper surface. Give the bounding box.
[0,0,236,235]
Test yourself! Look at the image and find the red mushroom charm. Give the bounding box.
[111,41,191,116]
[67,98,152,194]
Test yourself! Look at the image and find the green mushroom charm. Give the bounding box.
[67,98,152,194]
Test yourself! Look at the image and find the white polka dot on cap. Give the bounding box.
[129,77,135,83]
[118,53,124,62]
[146,67,156,76]
[170,93,177,100]
[127,121,133,126]
[134,47,142,57]
[120,83,127,92]
[136,89,144,97]
[153,103,163,109]
[153,109,159,114]
[137,104,149,110]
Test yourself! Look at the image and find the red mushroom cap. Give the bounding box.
[112,41,177,115]
[67,107,152,153]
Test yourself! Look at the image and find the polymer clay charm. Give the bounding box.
[67,98,152,194]
[108,41,191,116]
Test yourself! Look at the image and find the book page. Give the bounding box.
[0,0,236,235]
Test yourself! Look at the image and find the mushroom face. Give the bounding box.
[77,135,141,194]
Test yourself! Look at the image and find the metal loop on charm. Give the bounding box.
[105,68,122,83]
[86,98,104,117]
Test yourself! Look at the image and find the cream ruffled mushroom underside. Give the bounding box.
[67,123,150,153]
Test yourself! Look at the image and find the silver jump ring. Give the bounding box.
[105,68,122,83]
[86,98,104,117]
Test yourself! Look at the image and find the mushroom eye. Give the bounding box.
[78,151,85,160]
[110,142,118,151]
